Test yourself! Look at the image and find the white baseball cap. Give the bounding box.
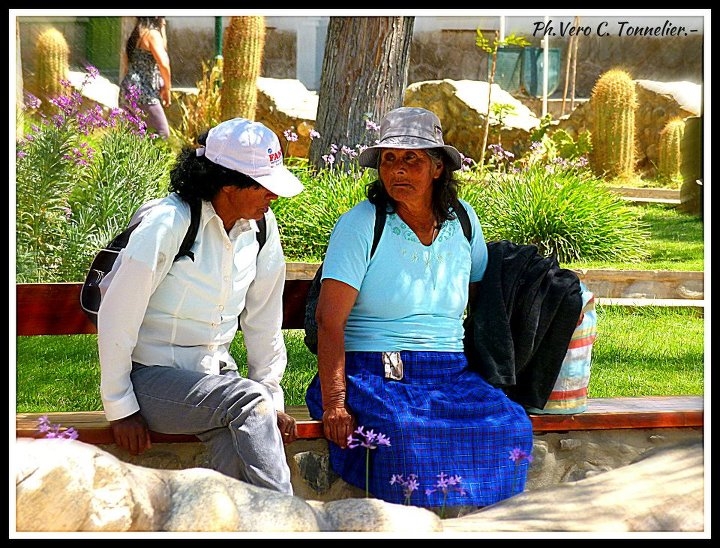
[202,118,304,198]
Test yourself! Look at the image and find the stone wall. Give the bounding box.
[18,20,704,97]
[93,426,702,504]
[407,31,703,98]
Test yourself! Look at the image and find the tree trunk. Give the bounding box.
[309,16,415,171]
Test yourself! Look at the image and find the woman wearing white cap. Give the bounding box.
[97,118,303,495]
[305,107,534,512]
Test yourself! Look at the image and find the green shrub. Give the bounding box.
[16,67,175,282]
[461,162,649,264]
[274,159,376,261]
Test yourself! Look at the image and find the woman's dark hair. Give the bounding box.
[126,16,166,60]
[366,147,462,224]
[168,129,261,202]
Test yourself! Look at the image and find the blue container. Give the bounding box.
[488,46,523,93]
[521,46,562,97]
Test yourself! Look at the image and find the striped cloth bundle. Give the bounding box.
[526,282,597,414]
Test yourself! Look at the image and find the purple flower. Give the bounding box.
[509,446,533,495]
[424,472,467,518]
[309,129,321,140]
[339,145,357,159]
[508,447,533,464]
[347,425,391,449]
[390,473,419,505]
[365,119,380,132]
[424,472,467,497]
[37,415,79,440]
[348,425,391,498]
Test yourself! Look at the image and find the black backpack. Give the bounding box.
[80,198,267,326]
[303,201,471,354]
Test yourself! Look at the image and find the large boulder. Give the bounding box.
[404,78,541,163]
[14,437,704,534]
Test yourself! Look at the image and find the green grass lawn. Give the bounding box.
[15,303,704,413]
[15,202,704,412]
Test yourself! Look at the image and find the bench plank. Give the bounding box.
[16,409,324,444]
[16,281,312,336]
[16,396,703,445]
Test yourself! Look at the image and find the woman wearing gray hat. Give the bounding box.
[97,118,303,495]
[305,107,533,511]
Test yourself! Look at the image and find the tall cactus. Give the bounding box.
[220,16,265,121]
[34,27,70,115]
[658,118,685,183]
[589,68,638,180]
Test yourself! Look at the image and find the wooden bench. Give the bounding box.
[15,276,704,445]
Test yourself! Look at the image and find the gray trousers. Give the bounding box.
[143,102,170,139]
[130,363,292,495]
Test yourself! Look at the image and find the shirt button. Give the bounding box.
[218,305,224,311]
[225,242,231,250]
[209,344,217,351]
[223,275,230,282]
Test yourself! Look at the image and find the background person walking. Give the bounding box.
[119,16,172,138]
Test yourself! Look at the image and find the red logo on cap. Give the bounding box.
[268,149,282,165]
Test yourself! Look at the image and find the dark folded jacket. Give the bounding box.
[464,240,583,409]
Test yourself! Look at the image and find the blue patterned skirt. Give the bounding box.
[305,351,534,508]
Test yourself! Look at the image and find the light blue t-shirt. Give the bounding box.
[321,199,488,352]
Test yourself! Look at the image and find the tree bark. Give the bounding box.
[309,16,415,171]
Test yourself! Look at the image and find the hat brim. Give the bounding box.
[358,139,462,171]
[253,165,305,198]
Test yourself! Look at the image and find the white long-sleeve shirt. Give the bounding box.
[98,193,288,421]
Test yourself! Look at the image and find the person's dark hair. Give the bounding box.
[366,147,462,224]
[168,129,261,202]
[126,16,166,60]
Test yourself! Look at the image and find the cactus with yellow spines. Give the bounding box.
[34,27,70,115]
[220,16,266,121]
[589,68,638,180]
[658,118,685,183]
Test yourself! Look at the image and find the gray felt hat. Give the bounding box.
[357,107,462,171]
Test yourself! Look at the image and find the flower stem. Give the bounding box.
[365,447,370,498]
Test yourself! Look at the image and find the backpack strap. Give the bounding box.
[453,200,472,243]
[256,213,267,252]
[174,198,201,262]
[370,204,387,258]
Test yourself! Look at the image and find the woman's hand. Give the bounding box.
[110,411,152,455]
[322,405,356,449]
[160,86,171,108]
[277,410,298,444]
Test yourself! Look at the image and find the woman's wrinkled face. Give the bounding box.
[378,148,443,203]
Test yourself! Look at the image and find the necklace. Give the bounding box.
[397,209,439,245]
[430,224,440,243]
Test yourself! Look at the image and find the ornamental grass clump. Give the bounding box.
[461,148,649,265]
[272,126,377,261]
